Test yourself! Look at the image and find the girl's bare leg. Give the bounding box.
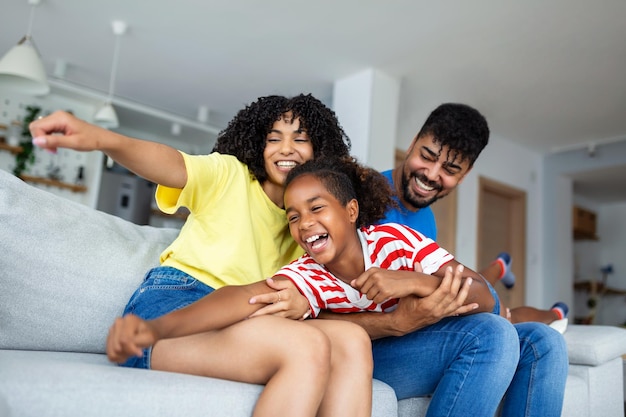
[307,320,373,417]
[151,315,331,417]
[509,306,561,324]
[480,261,502,286]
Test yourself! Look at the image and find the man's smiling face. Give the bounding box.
[399,133,472,210]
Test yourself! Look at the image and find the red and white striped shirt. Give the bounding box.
[274,223,454,318]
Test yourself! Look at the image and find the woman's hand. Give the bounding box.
[30,110,108,154]
[248,278,311,320]
[106,314,160,364]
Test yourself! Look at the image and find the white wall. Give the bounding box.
[572,200,626,326]
[598,202,626,290]
[543,139,626,318]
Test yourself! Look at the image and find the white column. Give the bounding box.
[332,68,400,171]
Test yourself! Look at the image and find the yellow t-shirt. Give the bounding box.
[156,152,304,289]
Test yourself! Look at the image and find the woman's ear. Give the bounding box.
[347,199,359,223]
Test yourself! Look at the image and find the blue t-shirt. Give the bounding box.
[377,169,438,240]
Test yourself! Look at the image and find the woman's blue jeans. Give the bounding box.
[372,313,568,417]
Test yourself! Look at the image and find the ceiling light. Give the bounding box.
[0,0,50,96]
[94,20,127,129]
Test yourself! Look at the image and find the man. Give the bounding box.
[321,103,568,416]
[382,103,568,327]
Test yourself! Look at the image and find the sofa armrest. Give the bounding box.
[564,324,626,366]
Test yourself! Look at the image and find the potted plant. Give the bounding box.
[13,105,41,177]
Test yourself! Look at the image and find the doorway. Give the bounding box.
[477,177,527,309]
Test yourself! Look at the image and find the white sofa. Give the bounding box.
[1,168,625,417]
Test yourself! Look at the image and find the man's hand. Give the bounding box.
[248,278,311,320]
[318,264,479,339]
[106,314,159,363]
[388,265,477,336]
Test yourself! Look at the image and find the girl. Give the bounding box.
[29,94,372,417]
[277,156,496,318]
[280,157,559,328]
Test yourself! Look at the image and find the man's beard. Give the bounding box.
[401,171,444,209]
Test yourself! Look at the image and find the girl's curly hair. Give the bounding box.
[212,94,351,183]
[285,156,398,228]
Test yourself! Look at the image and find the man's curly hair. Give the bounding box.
[416,103,489,167]
[285,156,398,228]
[212,94,351,184]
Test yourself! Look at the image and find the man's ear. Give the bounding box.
[406,135,419,155]
[347,199,359,223]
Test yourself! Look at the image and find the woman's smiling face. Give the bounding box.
[263,114,314,187]
[260,113,314,208]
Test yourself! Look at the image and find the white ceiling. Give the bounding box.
[2,0,626,202]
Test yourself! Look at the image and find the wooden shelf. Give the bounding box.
[574,281,626,296]
[573,230,599,240]
[19,174,87,193]
[0,142,24,154]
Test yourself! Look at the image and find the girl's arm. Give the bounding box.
[30,111,187,188]
[106,277,307,363]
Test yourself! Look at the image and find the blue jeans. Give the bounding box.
[372,314,568,417]
[121,266,215,369]
[502,322,568,417]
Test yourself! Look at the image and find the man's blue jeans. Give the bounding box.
[372,313,568,417]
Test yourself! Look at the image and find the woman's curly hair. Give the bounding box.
[212,94,351,183]
[285,156,398,228]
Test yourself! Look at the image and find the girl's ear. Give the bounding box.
[347,198,359,223]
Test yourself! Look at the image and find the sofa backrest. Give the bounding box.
[0,169,179,353]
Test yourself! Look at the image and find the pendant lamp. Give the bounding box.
[0,0,50,96]
[94,20,127,129]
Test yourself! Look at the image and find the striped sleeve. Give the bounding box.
[274,255,393,316]
[364,223,453,274]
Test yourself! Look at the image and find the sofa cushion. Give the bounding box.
[564,324,626,366]
[0,350,398,417]
[0,170,179,353]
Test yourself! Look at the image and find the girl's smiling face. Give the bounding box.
[284,174,359,269]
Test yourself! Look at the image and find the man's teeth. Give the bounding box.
[277,161,297,168]
[415,177,434,191]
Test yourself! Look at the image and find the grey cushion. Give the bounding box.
[564,324,626,366]
[0,350,398,417]
[0,170,179,353]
